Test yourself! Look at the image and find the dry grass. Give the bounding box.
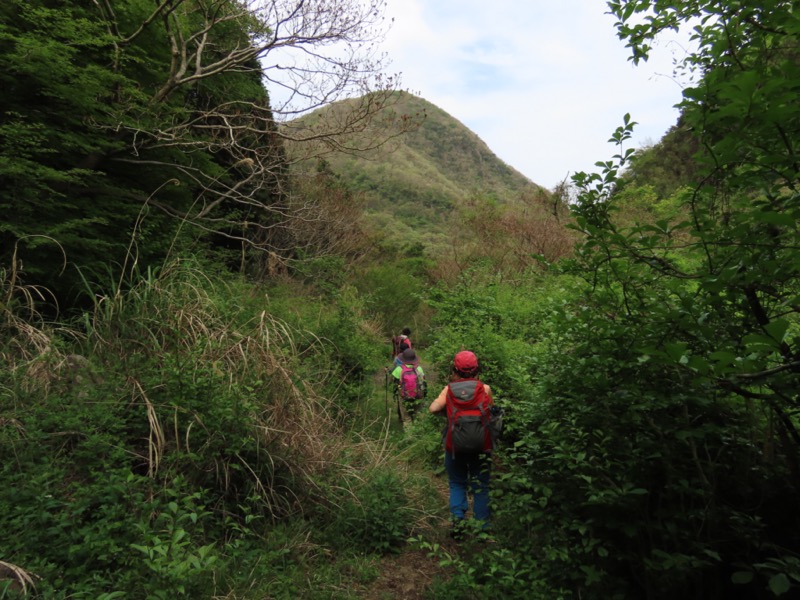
[0,245,78,395]
[0,559,39,595]
[77,258,378,520]
[2,253,405,528]
[1,253,456,599]
[429,190,577,286]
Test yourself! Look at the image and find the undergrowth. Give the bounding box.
[0,257,437,598]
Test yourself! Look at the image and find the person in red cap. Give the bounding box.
[428,350,495,538]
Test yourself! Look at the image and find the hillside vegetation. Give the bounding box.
[3,1,800,599]
[286,92,548,249]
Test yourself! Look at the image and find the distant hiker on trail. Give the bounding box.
[391,327,413,362]
[392,348,426,423]
[429,350,501,539]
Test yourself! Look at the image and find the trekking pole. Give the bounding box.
[396,389,403,425]
[384,367,388,413]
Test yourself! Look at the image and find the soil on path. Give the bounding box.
[356,472,460,600]
[358,544,449,600]
[360,358,460,599]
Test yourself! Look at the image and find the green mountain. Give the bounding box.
[289,92,546,248]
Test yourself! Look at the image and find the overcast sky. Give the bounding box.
[381,0,692,190]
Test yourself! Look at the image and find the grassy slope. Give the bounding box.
[288,92,547,249]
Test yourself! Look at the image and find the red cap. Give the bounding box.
[453,350,478,372]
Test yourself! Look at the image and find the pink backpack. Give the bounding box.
[399,364,424,400]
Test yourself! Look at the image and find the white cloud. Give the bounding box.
[383,0,692,189]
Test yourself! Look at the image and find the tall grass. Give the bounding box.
[0,256,434,598]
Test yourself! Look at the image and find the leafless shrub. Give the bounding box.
[89,0,418,264]
[430,188,577,284]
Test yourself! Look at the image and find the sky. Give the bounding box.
[380,0,693,190]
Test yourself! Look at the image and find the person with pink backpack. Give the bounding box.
[391,347,426,423]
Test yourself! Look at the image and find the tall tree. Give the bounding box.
[539,1,800,595]
[601,0,800,458]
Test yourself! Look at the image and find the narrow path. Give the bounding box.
[359,357,460,599]
[357,471,458,600]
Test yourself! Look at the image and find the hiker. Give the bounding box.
[390,327,413,361]
[429,350,497,537]
[392,348,426,422]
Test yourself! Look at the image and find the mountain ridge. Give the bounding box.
[287,91,546,247]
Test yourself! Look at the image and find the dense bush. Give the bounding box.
[0,260,405,598]
[320,470,413,554]
[410,4,800,598]
[355,257,433,341]
[422,256,799,598]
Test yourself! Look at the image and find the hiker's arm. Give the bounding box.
[428,387,447,414]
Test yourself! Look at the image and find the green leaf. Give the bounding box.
[769,573,791,596]
[665,342,689,362]
[742,333,779,351]
[731,571,753,584]
[752,211,796,226]
[709,351,736,367]
[687,355,710,374]
[703,549,721,561]
[764,319,790,344]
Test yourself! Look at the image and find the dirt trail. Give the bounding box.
[357,472,458,600]
[360,358,459,599]
[359,543,449,600]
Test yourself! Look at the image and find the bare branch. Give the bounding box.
[84,0,413,267]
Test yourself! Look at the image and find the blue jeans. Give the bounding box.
[444,452,491,523]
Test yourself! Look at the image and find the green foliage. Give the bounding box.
[355,258,431,337]
[398,411,449,470]
[0,359,263,597]
[617,120,700,200]
[293,255,350,294]
[492,293,792,597]
[495,3,800,596]
[425,269,570,405]
[0,0,294,310]
[0,258,399,598]
[423,254,799,597]
[409,4,800,597]
[7,2,800,599]
[0,0,144,301]
[320,469,412,555]
[309,285,385,407]
[251,278,385,410]
[128,490,219,598]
